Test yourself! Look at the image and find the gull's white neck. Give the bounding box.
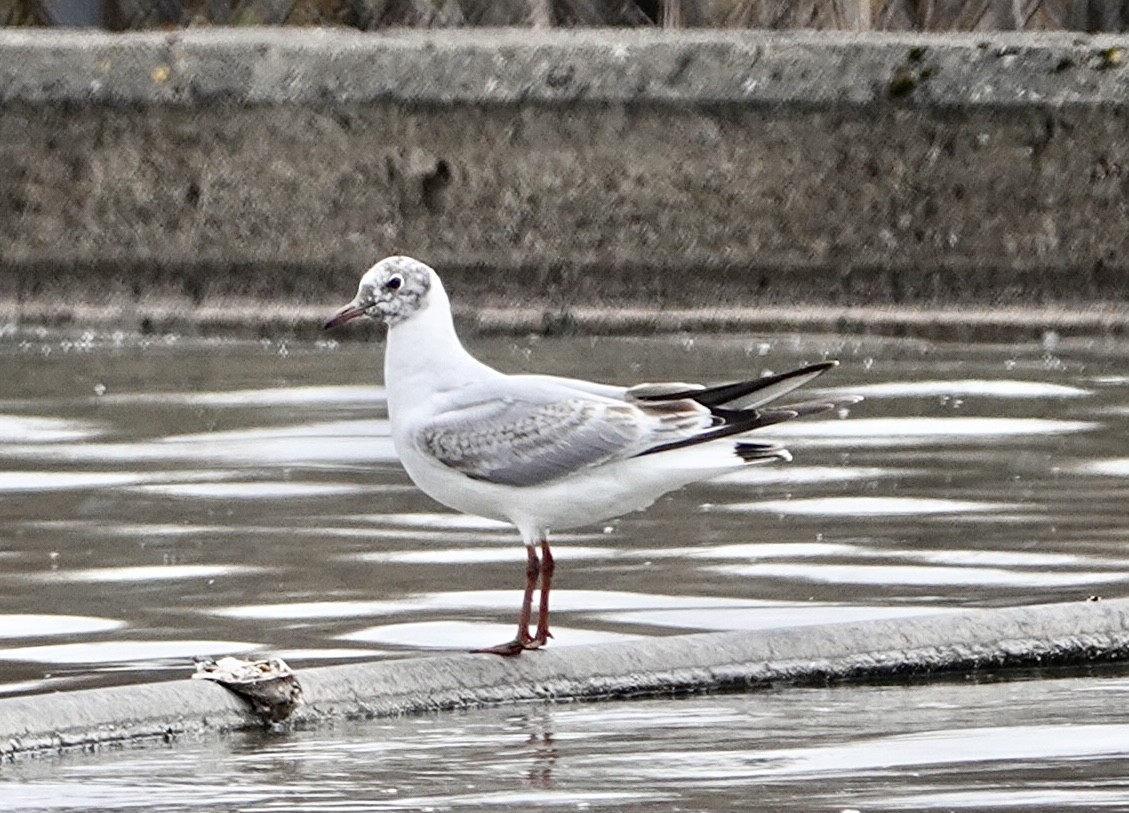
[383,276,493,416]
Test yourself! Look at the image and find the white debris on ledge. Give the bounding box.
[193,656,302,723]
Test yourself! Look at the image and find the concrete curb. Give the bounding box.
[1,28,1127,108]
[7,300,1128,342]
[3,29,1129,327]
[3,599,1128,758]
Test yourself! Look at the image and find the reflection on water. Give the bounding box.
[765,415,1099,443]
[1,329,1128,809]
[719,495,1015,514]
[341,619,641,649]
[0,639,260,666]
[1082,458,1129,476]
[0,615,125,639]
[28,563,268,584]
[843,378,1092,398]
[0,415,102,443]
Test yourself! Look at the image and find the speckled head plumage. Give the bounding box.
[324,256,435,329]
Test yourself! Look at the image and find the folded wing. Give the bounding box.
[415,362,855,487]
[417,390,710,487]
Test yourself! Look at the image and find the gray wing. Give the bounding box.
[415,382,707,487]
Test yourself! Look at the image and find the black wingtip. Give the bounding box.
[632,360,841,410]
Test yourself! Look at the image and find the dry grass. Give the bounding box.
[1,0,1126,31]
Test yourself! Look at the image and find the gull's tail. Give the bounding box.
[632,361,860,459]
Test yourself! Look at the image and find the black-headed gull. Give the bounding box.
[325,256,857,656]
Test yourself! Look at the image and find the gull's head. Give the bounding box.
[323,256,435,330]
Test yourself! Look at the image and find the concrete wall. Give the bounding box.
[1,28,1127,326]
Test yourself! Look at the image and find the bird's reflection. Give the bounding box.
[512,708,557,789]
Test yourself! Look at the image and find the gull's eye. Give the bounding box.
[385,274,403,291]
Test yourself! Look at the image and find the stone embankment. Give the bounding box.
[1,29,1126,334]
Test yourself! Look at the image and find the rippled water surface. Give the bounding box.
[1,327,1128,810]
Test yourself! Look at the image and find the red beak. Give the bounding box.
[323,303,366,330]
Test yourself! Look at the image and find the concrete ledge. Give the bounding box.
[7,299,1128,343]
[1,28,1126,107]
[4,599,1128,758]
[2,29,1128,326]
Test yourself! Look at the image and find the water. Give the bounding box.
[5,674,1129,812]
[1,327,1128,810]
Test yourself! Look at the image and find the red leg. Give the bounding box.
[472,545,539,657]
[530,539,554,648]
[517,544,540,644]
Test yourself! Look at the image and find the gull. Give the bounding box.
[325,256,857,656]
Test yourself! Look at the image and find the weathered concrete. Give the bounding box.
[3,598,1129,758]
[1,29,1128,333]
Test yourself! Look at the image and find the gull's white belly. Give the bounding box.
[392,427,743,539]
